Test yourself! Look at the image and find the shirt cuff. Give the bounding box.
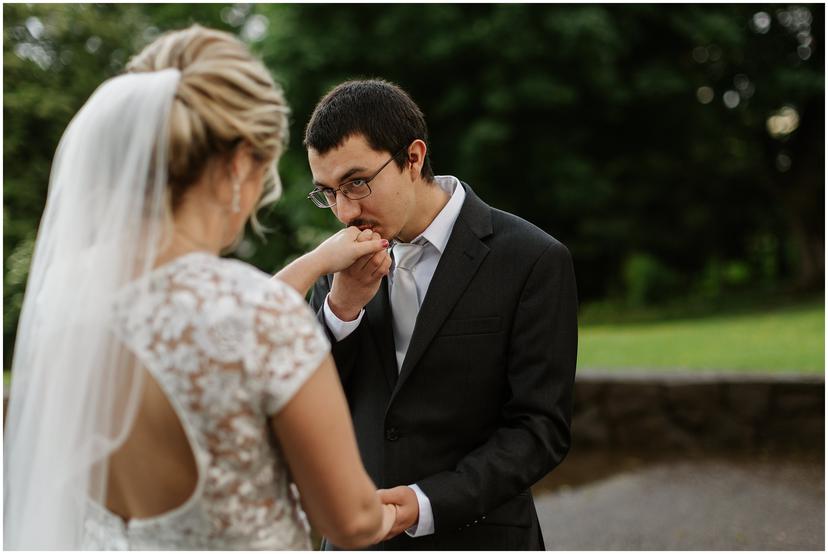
[404,484,435,537]
[322,293,364,342]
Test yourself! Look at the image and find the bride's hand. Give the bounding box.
[373,502,398,544]
[312,227,389,275]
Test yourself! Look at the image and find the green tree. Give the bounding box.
[255,4,822,299]
[3,4,823,370]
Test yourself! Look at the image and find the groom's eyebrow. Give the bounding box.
[313,166,368,188]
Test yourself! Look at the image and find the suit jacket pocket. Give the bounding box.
[480,491,532,528]
[438,316,502,337]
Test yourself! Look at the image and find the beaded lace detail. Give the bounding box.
[82,252,328,550]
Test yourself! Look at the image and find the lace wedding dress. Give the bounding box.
[81,252,329,549]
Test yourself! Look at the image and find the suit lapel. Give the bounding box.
[364,277,398,391]
[390,183,493,401]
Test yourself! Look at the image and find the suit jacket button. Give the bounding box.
[385,427,399,441]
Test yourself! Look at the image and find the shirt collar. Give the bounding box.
[411,175,466,254]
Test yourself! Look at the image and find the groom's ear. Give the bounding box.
[406,140,427,181]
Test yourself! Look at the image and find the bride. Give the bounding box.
[4,25,396,549]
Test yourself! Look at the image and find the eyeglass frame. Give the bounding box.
[307,144,409,208]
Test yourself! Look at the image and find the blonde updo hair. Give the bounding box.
[126,24,289,234]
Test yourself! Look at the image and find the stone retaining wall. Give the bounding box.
[572,372,824,452]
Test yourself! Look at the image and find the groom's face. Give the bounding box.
[308,134,415,241]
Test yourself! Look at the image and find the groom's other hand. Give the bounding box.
[329,229,391,321]
[377,486,419,540]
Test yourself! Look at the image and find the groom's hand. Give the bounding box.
[329,229,390,321]
[377,486,419,540]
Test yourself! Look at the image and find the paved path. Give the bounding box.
[533,451,824,550]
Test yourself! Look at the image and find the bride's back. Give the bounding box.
[83,253,329,549]
[105,364,198,520]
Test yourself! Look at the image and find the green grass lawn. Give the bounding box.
[579,300,824,373]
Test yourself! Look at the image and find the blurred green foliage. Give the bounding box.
[623,253,680,307]
[3,4,824,370]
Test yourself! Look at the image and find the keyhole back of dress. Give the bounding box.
[105,364,199,522]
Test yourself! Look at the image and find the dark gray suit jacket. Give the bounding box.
[310,182,578,550]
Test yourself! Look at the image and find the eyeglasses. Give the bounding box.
[307,146,407,208]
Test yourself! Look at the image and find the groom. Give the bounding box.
[306,79,577,550]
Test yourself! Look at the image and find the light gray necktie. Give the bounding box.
[391,242,425,371]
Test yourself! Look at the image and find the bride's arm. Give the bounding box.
[271,356,396,548]
[273,252,328,299]
[274,227,389,297]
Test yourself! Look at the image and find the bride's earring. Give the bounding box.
[231,180,241,213]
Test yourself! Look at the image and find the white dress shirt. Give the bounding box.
[322,175,466,537]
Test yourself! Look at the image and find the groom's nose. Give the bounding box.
[334,193,361,224]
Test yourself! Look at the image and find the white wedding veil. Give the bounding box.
[4,68,181,549]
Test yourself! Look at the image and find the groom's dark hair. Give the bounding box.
[304,79,434,182]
